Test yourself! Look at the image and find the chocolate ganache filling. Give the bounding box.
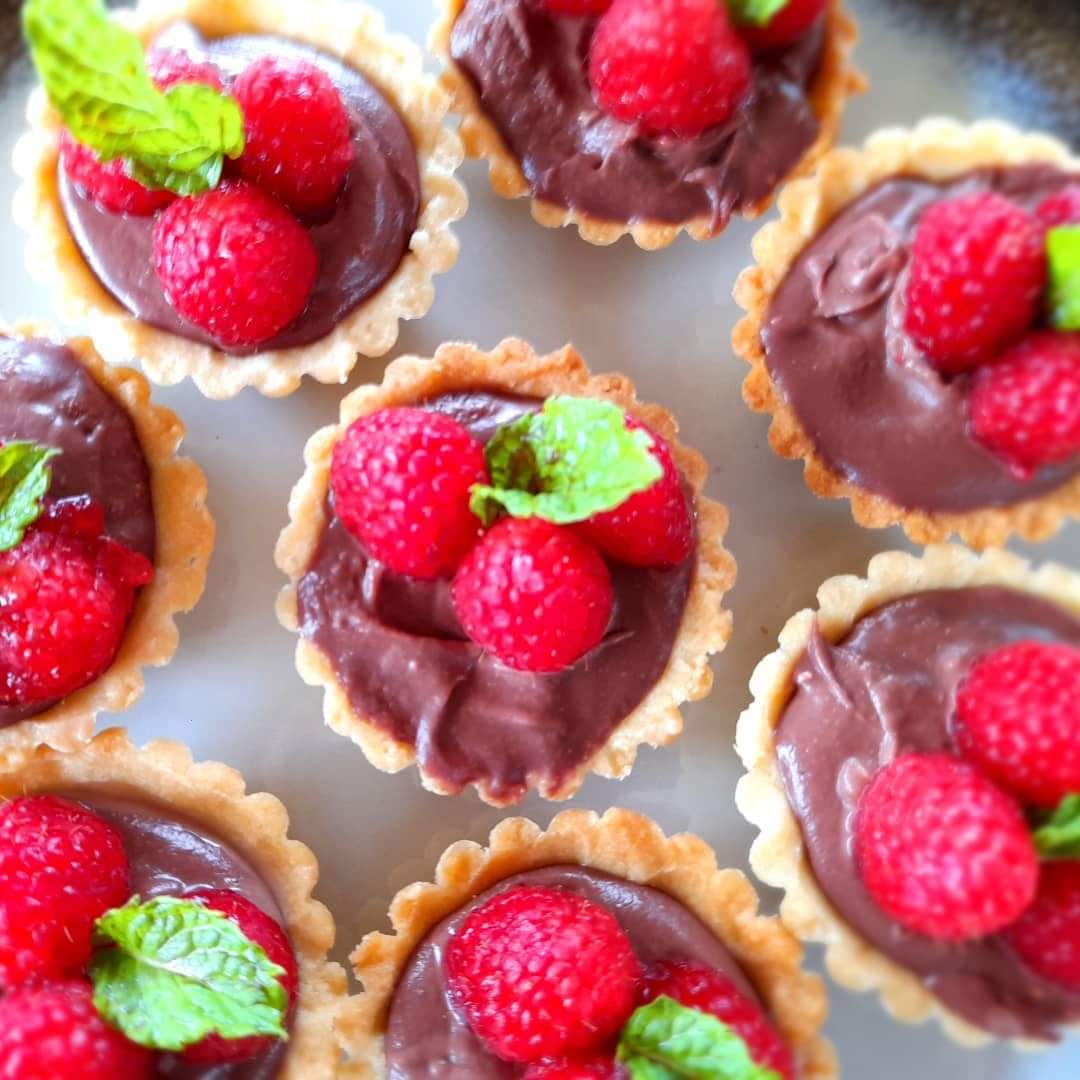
[385,865,769,1078]
[58,24,422,356]
[450,0,825,229]
[66,793,290,1079]
[0,335,155,727]
[762,164,1080,513]
[775,587,1080,1040]
[297,390,696,802]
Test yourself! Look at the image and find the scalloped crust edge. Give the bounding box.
[734,544,1080,1049]
[0,728,348,1078]
[274,338,736,807]
[0,320,213,756]
[12,0,467,400]
[337,807,836,1078]
[732,117,1080,548]
[429,0,864,250]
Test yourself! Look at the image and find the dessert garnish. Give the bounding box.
[0,793,295,1074]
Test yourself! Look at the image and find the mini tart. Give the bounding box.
[0,728,347,1078]
[339,807,836,1078]
[431,0,862,250]
[734,544,1080,1048]
[12,0,467,401]
[733,117,1080,548]
[275,338,735,807]
[0,321,212,755]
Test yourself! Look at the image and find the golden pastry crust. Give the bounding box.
[734,544,1080,1048]
[0,321,213,757]
[339,807,836,1078]
[0,728,347,1078]
[431,0,863,250]
[12,0,467,400]
[733,117,1080,548]
[275,338,736,807]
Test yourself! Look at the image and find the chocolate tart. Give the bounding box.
[339,807,836,1078]
[735,544,1080,1047]
[0,321,212,754]
[0,727,347,1078]
[733,118,1080,548]
[275,338,735,807]
[431,0,862,250]
[13,0,467,400]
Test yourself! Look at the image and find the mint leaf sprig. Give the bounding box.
[469,396,663,527]
[23,0,245,196]
[0,441,58,553]
[1032,794,1080,859]
[91,896,289,1052]
[1047,226,1080,333]
[726,0,791,28]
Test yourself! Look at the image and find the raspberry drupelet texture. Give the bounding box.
[233,56,355,218]
[525,1056,623,1078]
[59,130,174,217]
[738,0,829,50]
[904,192,1047,372]
[969,331,1080,475]
[1036,185,1080,228]
[954,640,1080,808]
[589,0,752,138]
[542,0,613,13]
[1006,861,1080,992]
[640,961,794,1080]
[451,517,615,673]
[331,407,489,580]
[446,886,640,1063]
[0,978,152,1080]
[152,181,318,349]
[145,46,225,92]
[854,752,1039,941]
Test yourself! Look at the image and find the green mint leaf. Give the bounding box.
[1033,794,1080,859]
[91,896,289,1052]
[617,996,783,1080]
[1047,226,1080,332]
[23,0,244,196]
[726,0,790,28]
[0,442,58,553]
[469,396,663,527]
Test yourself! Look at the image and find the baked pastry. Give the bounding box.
[276,338,734,806]
[734,118,1080,547]
[14,0,466,399]
[736,544,1080,1047]
[432,0,861,249]
[340,807,835,1078]
[0,321,212,754]
[0,727,347,1077]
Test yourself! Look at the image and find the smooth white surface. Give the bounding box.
[0,1,1078,1075]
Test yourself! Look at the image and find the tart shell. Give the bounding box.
[732,117,1080,548]
[0,321,213,756]
[0,728,347,1078]
[12,0,468,400]
[339,807,836,1078]
[275,338,736,807]
[734,544,1080,1048]
[430,0,863,250]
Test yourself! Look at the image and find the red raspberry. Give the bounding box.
[589,0,752,138]
[152,181,318,349]
[1036,184,1080,228]
[640,961,794,1080]
[452,518,614,673]
[446,886,640,1063]
[542,0,612,13]
[969,331,1080,475]
[577,419,692,568]
[854,753,1038,941]
[737,0,829,50]
[59,130,173,216]
[0,515,153,710]
[904,192,1046,372]
[954,641,1080,808]
[233,56,354,218]
[0,978,152,1080]
[1006,861,1080,991]
[331,407,489,579]
[181,889,298,1064]
[525,1056,623,1078]
[145,46,225,92]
